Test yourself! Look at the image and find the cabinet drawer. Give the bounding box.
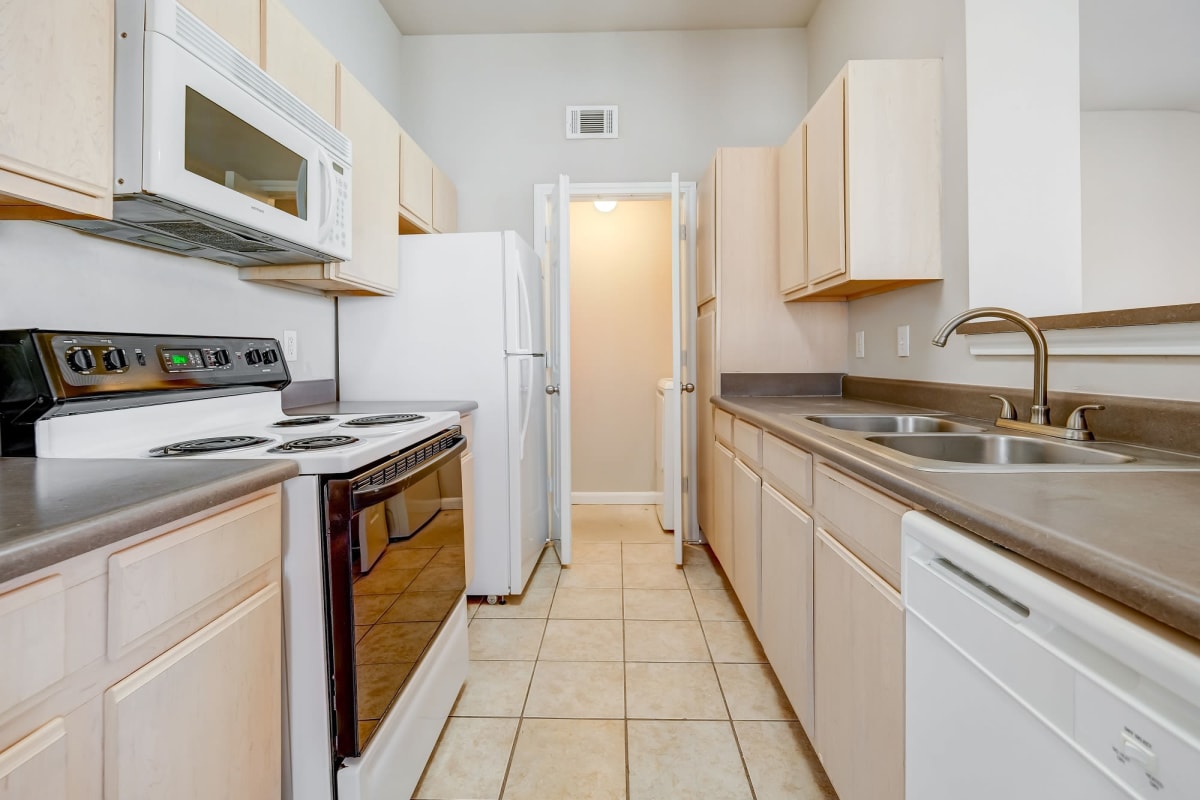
[813,464,907,589]
[714,408,734,446]
[762,433,813,507]
[0,576,66,718]
[732,419,762,466]
[107,494,281,657]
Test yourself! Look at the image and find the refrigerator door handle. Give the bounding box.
[514,258,534,353]
[519,358,534,458]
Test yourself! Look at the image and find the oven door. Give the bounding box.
[140,31,348,259]
[323,428,467,759]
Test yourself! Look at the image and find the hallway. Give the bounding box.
[412,505,837,799]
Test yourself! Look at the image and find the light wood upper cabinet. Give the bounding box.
[0,0,113,220]
[333,66,400,293]
[399,128,435,231]
[432,165,458,234]
[696,160,717,307]
[814,528,904,800]
[181,0,260,63]
[787,59,943,302]
[104,584,282,800]
[779,122,808,293]
[262,0,336,124]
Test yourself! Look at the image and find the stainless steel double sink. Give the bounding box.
[794,414,1200,472]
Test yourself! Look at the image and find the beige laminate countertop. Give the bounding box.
[714,395,1200,642]
[0,457,298,585]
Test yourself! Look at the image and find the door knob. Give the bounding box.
[545,385,560,395]
[682,383,695,393]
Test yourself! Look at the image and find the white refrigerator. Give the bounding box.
[338,232,549,599]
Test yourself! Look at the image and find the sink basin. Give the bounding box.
[864,434,1135,466]
[804,415,984,434]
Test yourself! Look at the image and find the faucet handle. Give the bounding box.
[988,394,1018,421]
[1067,404,1105,432]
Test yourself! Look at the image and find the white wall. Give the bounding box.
[1082,110,1200,312]
[808,0,1200,401]
[569,200,673,494]
[396,29,808,237]
[1,0,407,382]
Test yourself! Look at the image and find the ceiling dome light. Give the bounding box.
[593,200,617,213]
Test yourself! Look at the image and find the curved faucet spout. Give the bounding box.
[930,306,1050,425]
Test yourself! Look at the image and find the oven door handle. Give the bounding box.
[350,435,466,510]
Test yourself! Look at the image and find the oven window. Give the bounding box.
[350,468,466,749]
[183,88,308,219]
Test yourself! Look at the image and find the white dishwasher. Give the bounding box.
[903,511,1200,800]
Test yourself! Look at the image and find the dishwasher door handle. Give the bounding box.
[927,556,1031,620]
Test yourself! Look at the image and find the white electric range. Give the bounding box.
[0,329,470,800]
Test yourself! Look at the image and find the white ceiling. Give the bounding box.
[1080,0,1200,112]
[378,0,821,36]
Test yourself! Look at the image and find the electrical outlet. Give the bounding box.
[283,330,298,362]
[897,325,910,357]
[855,331,866,358]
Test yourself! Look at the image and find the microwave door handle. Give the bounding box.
[350,436,466,510]
[318,154,335,238]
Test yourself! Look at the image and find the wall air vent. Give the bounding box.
[566,105,618,139]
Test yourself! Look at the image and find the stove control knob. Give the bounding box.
[102,348,128,371]
[262,349,279,365]
[245,349,263,365]
[212,349,231,367]
[66,347,95,373]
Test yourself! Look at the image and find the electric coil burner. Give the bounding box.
[273,415,335,427]
[342,414,425,427]
[271,435,359,453]
[149,435,272,457]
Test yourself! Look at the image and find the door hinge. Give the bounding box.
[680,224,687,240]
[681,476,689,493]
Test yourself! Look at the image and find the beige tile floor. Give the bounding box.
[412,505,838,800]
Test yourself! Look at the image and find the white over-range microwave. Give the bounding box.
[58,0,352,267]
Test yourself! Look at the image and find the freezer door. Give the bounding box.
[504,231,546,355]
[507,354,549,592]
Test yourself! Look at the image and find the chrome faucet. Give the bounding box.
[931,306,1103,441]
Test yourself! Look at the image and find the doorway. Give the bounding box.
[534,180,700,549]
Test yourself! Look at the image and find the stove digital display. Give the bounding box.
[161,348,205,371]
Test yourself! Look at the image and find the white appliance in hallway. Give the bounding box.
[340,232,551,599]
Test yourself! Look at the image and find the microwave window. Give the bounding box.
[184,88,308,220]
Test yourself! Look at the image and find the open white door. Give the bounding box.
[547,174,572,565]
[670,173,688,565]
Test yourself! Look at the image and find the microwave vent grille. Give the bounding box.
[144,221,287,253]
[173,6,351,164]
[566,106,618,139]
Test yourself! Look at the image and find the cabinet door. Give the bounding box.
[731,458,762,632]
[814,528,903,800]
[760,483,815,738]
[180,0,259,63]
[696,158,717,306]
[695,305,716,538]
[805,74,847,286]
[779,122,807,293]
[104,584,282,800]
[0,719,67,800]
[0,0,112,218]
[262,0,336,124]
[711,442,735,576]
[335,66,400,293]
[399,129,434,230]
[432,165,458,233]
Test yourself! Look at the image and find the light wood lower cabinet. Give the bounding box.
[105,584,282,800]
[732,458,762,632]
[0,718,69,800]
[711,442,735,575]
[814,527,904,800]
[760,483,815,738]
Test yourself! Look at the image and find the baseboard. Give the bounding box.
[571,492,662,505]
[441,497,463,510]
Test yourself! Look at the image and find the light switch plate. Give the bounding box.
[897,325,910,357]
[855,331,866,358]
